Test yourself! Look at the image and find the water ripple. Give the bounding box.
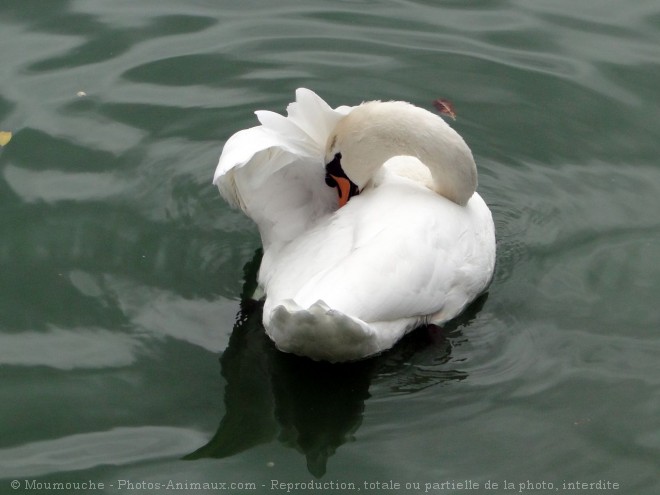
[3,164,138,204]
[0,427,206,479]
[0,327,141,370]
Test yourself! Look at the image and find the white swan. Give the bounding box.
[214,88,495,362]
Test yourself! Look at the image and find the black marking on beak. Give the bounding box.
[325,153,360,204]
[325,153,343,187]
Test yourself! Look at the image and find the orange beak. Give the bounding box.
[330,174,353,208]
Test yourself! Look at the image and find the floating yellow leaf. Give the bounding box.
[0,131,12,147]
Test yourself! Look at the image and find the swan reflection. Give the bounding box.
[187,251,483,476]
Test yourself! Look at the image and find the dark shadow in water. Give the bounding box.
[185,249,486,477]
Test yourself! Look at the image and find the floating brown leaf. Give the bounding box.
[432,98,457,120]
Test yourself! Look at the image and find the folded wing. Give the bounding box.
[213,89,352,248]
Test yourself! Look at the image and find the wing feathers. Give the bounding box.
[213,89,354,247]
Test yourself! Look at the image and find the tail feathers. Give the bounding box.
[266,300,384,363]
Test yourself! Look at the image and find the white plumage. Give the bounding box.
[214,88,495,362]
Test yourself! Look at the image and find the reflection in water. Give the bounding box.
[187,250,482,477]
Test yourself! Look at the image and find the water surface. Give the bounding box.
[1,0,659,493]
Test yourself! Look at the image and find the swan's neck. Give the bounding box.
[333,101,477,206]
[402,124,477,206]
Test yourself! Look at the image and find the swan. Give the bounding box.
[214,88,495,362]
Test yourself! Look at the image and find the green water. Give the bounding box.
[1,0,659,493]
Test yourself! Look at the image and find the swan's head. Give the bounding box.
[324,100,477,207]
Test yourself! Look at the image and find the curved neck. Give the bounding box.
[333,101,477,206]
[372,127,477,205]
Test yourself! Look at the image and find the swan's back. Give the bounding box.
[261,163,495,361]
